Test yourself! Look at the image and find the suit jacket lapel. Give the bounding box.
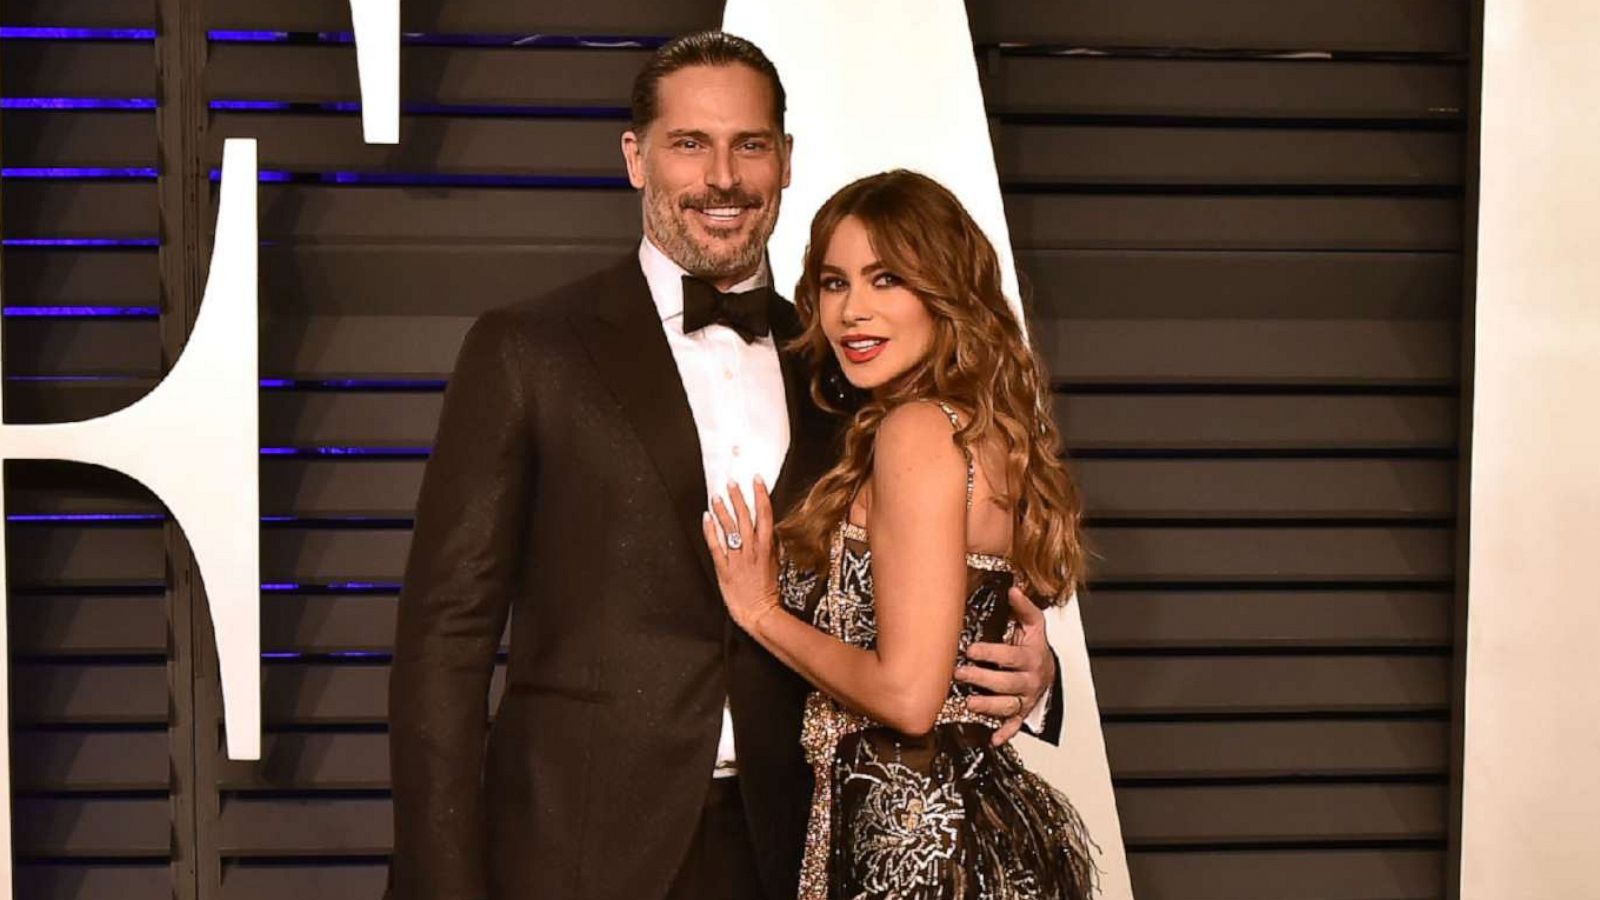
[572,256,719,589]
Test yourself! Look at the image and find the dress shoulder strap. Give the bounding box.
[930,400,975,510]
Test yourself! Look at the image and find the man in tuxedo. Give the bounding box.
[388,31,1062,900]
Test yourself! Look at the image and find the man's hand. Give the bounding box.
[955,586,1055,745]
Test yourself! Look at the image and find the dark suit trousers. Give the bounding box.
[664,778,767,900]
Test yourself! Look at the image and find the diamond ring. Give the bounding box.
[726,531,744,551]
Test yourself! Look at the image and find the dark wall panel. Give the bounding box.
[968,0,1467,53]
[206,44,650,105]
[1,42,158,97]
[1,20,172,896]
[14,866,172,900]
[3,3,156,28]
[3,182,160,237]
[2,249,160,306]
[203,1,720,34]
[985,57,1465,120]
[3,111,157,168]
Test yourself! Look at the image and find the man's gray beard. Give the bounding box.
[643,183,773,282]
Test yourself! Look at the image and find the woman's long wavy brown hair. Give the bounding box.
[776,169,1087,605]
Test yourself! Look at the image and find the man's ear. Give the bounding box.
[781,133,794,189]
[621,130,647,189]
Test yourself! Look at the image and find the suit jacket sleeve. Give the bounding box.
[389,311,532,900]
[1023,648,1066,745]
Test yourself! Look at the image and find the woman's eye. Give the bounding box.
[873,272,902,288]
[820,276,846,292]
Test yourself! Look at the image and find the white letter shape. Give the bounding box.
[0,139,262,803]
[720,2,1135,896]
[349,0,401,144]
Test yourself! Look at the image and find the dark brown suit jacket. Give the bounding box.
[387,254,837,900]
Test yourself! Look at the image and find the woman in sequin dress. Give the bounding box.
[701,170,1097,900]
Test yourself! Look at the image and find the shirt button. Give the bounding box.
[723,369,734,381]
[732,445,742,457]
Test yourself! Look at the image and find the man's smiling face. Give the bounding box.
[622,63,792,289]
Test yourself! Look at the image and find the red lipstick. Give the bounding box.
[839,333,888,365]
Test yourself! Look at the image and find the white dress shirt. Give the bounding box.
[639,237,790,777]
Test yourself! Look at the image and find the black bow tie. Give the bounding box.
[681,275,772,343]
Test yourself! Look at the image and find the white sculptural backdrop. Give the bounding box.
[719,1,1134,895]
[0,140,259,895]
[349,0,400,144]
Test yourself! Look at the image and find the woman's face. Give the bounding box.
[817,216,937,394]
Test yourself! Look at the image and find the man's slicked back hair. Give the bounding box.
[630,31,787,136]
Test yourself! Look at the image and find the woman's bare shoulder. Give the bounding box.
[870,402,969,504]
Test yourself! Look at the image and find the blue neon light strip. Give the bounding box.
[209,100,292,110]
[200,168,297,182]
[262,651,392,660]
[5,513,164,523]
[202,169,306,183]
[261,515,414,526]
[0,98,156,110]
[0,28,157,40]
[207,30,290,42]
[335,171,627,187]
[260,446,430,458]
[1,167,158,179]
[258,377,446,390]
[3,306,159,317]
[10,513,416,528]
[208,99,628,118]
[0,27,662,46]
[204,30,666,48]
[204,168,624,188]
[2,238,160,247]
[262,581,402,592]
[202,161,624,187]
[3,376,447,390]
